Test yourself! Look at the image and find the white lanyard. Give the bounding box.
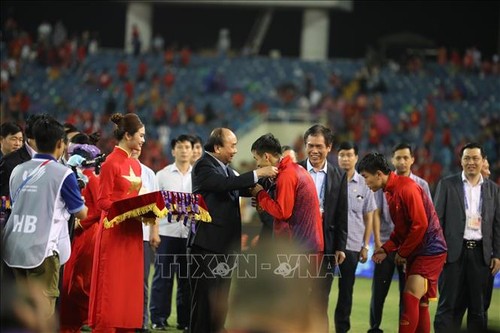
[463,183,481,214]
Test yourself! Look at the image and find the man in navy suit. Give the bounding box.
[188,128,277,333]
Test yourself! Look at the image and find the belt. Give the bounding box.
[463,239,482,249]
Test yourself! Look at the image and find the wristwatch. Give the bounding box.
[361,243,370,251]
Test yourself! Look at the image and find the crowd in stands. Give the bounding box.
[1,16,499,191]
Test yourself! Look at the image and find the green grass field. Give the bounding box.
[149,274,500,332]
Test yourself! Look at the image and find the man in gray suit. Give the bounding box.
[434,142,500,333]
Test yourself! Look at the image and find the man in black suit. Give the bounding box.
[188,128,277,333]
[434,142,500,333]
[0,114,48,197]
[298,124,348,332]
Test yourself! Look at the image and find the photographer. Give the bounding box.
[60,132,104,333]
[3,116,87,331]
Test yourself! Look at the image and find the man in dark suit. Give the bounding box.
[188,128,277,333]
[434,142,500,333]
[0,142,31,196]
[298,124,348,332]
[0,114,50,197]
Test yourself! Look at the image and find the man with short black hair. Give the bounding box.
[3,116,87,329]
[250,133,325,332]
[190,135,203,165]
[299,124,348,332]
[0,122,23,158]
[150,134,194,331]
[369,142,432,333]
[335,141,376,333]
[0,113,48,197]
[390,143,431,197]
[250,133,323,253]
[358,152,447,333]
[434,143,500,333]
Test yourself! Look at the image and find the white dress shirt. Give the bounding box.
[156,163,192,238]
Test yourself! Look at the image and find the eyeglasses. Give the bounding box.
[462,156,482,163]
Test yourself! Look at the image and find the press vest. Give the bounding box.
[3,158,74,268]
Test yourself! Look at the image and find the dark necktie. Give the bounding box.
[226,167,237,199]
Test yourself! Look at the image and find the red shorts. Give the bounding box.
[406,252,447,301]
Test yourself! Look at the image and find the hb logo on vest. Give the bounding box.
[12,214,37,233]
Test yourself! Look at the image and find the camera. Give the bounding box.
[81,153,106,175]
[68,153,107,189]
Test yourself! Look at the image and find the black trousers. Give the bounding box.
[188,246,234,333]
[434,244,490,333]
[368,251,405,333]
[334,250,360,333]
[484,274,495,321]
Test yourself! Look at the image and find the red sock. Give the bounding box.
[416,303,430,333]
[400,292,420,333]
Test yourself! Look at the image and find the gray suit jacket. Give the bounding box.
[434,173,500,265]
